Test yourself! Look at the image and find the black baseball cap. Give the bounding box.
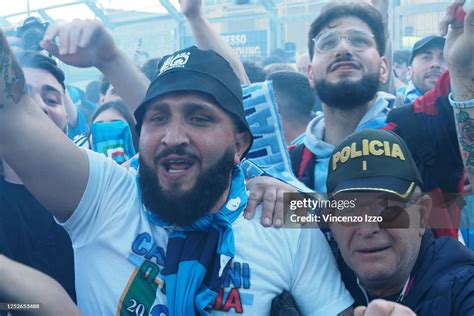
[327,130,423,200]
[134,46,253,157]
[410,35,445,64]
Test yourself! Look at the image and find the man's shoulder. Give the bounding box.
[233,205,303,241]
[412,236,474,315]
[385,99,448,137]
[233,205,330,251]
[386,102,417,123]
[416,235,474,284]
[432,236,474,269]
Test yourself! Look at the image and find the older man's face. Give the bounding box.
[330,190,430,296]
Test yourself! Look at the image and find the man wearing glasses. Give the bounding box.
[291,2,394,194]
[289,1,464,242]
[326,129,474,315]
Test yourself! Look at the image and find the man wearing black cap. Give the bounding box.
[326,129,474,315]
[398,35,446,105]
[0,31,353,315]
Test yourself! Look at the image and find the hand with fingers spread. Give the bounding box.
[244,176,297,228]
[40,19,119,70]
[440,0,474,99]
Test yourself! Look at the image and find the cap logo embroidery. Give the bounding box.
[159,52,191,75]
[332,139,406,171]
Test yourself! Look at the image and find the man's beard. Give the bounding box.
[315,71,380,110]
[139,146,236,226]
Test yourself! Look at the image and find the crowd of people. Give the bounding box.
[0,0,473,315]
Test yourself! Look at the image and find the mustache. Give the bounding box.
[154,145,199,164]
[327,55,362,72]
[425,70,442,77]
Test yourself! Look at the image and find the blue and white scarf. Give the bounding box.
[90,120,136,164]
[147,166,247,315]
[242,81,312,192]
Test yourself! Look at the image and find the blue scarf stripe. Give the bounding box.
[165,235,186,276]
[195,286,218,314]
[165,274,178,314]
[204,255,232,293]
[167,230,219,269]
[164,166,247,315]
[175,261,207,314]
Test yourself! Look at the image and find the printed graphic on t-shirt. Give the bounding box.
[116,232,255,315]
[116,232,168,316]
[212,261,253,313]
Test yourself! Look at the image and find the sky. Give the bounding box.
[2,0,181,26]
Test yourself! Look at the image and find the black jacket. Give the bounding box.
[0,178,76,302]
[339,232,474,315]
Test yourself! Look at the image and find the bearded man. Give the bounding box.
[290,3,395,193]
[0,35,353,315]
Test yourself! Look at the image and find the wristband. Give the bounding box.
[449,92,474,109]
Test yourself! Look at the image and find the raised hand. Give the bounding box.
[179,0,203,19]
[40,19,119,69]
[440,0,474,97]
[442,1,474,192]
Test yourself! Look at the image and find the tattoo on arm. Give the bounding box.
[456,110,474,177]
[459,79,474,100]
[0,32,26,107]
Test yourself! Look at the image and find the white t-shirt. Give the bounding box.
[62,150,353,315]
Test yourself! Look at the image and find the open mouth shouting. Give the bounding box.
[159,154,197,179]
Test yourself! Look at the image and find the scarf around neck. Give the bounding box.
[146,166,248,315]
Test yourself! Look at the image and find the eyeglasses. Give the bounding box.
[313,30,375,53]
[327,195,423,228]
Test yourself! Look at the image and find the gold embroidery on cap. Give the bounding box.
[332,139,407,170]
[369,140,384,155]
[332,182,415,199]
[391,144,406,160]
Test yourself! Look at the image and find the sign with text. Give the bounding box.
[183,30,267,60]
